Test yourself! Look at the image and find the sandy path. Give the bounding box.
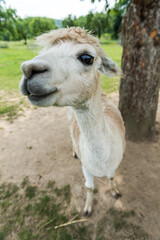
[0,94,160,239]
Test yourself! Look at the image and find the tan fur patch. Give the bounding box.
[101,93,126,151]
[69,111,81,159]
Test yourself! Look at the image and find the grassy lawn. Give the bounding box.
[0,41,36,90]
[0,178,149,240]
[101,40,122,93]
[0,41,37,121]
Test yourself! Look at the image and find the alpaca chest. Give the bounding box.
[79,136,112,177]
[78,133,124,178]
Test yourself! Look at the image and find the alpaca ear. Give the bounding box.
[98,56,121,77]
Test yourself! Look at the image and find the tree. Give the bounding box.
[119,0,160,141]
[75,15,86,28]
[109,0,130,39]
[29,17,58,37]
[16,17,32,44]
[91,12,108,38]
[85,11,94,30]
[62,14,77,28]
[0,1,18,40]
[62,12,108,38]
[83,0,130,39]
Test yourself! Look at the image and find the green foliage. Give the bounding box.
[15,17,58,43]
[0,1,58,42]
[62,0,130,39]
[90,0,130,39]
[0,0,130,42]
[29,17,58,37]
[109,0,130,38]
[16,17,32,44]
[91,12,109,38]
[0,2,18,41]
[84,11,94,29]
[62,12,109,38]
[62,14,76,28]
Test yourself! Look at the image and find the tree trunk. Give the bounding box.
[24,36,27,45]
[119,0,160,141]
[98,27,101,38]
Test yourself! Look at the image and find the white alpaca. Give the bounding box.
[19,27,125,216]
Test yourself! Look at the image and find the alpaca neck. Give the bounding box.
[72,80,106,144]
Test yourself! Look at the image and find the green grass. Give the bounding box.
[101,40,122,93]
[96,208,149,240]
[0,179,92,240]
[0,104,19,116]
[0,95,28,122]
[0,40,37,121]
[0,179,149,240]
[0,40,37,90]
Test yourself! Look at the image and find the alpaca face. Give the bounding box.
[19,42,119,107]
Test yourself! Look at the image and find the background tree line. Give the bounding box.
[0,1,58,43]
[0,0,129,43]
[62,0,129,39]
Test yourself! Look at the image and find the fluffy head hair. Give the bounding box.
[36,27,105,57]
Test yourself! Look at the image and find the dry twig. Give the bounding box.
[54,218,89,230]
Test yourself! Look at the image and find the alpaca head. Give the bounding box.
[19,27,120,107]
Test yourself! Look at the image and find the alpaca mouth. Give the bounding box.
[28,87,58,103]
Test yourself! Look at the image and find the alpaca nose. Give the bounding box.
[20,59,56,97]
[21,60,49,79]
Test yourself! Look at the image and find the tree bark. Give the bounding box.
[119,0,160,141]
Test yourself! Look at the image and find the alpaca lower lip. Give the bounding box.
[28,88,58,102]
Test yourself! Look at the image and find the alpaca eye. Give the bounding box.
[78,54,94,65]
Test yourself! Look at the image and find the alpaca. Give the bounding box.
[19,27,125,216]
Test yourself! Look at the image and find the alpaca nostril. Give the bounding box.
[31,69,48,77]
[21,60,49,79]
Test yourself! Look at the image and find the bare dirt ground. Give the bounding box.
[0,93,160,240]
